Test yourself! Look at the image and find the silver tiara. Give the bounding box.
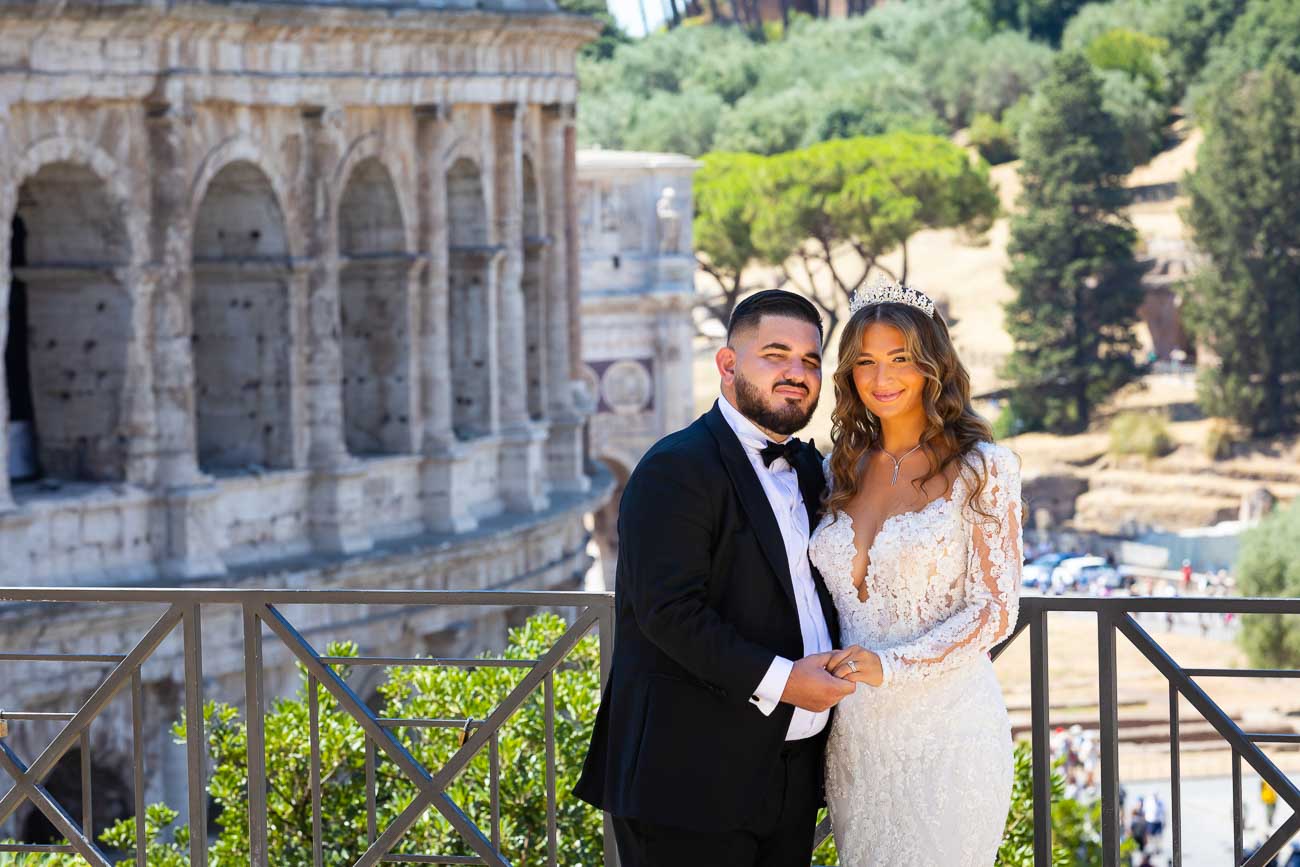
[849,276,936,318]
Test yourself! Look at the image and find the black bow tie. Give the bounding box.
[759,438,802,468]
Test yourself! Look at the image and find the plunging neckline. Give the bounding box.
[839,491,957,602]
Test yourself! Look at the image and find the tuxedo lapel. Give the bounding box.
[704,405,798,611]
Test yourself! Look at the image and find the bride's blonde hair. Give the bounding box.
[826,301,998,522]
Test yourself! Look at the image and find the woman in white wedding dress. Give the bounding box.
[809,282,1022,866]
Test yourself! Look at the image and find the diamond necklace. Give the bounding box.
[879,442,924,486]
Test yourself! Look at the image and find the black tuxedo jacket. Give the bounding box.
[574,403,840,831]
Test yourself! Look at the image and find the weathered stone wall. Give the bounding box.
[0,0,607,842]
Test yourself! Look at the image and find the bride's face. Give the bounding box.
[852,322,926,423]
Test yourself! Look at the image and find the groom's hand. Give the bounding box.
[780,651,855,712]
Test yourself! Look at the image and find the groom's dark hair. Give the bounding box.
[726,289,823,345]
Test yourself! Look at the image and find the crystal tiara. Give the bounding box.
[848,276,936,318]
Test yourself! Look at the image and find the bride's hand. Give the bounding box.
[827,645,884,687]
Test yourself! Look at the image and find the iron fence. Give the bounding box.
[0,587,616,867]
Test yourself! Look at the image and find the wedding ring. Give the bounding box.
[846,659,858,673]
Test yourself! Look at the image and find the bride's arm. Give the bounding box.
[874,445,1023,687]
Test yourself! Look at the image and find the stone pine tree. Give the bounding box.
[1182,63,1300,437]
[1001,52,1146,434]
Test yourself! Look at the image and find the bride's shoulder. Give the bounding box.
[962,440,1021,479]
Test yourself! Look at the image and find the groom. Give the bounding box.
[576,290,849,866]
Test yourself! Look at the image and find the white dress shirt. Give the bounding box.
[717,396,833,740]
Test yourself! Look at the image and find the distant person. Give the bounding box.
[1284,841,1300,867]
[1144,793,1165,841]
[1128,800,1149,852]
[1129,801,1148,852]
[1263,779,1278,826]
[1180,559,1193,589]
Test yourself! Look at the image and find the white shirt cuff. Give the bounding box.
[749,655,794,716]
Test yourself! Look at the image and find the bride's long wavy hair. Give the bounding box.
[826,301,997,522]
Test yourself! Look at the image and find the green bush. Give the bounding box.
[969,112,1019,164]
[1203,419,1238,460]
[1085,28,1171,100]
[1108,412,1173,458]
[1237,501,1300,667]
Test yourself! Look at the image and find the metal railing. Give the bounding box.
[6,590,1300,867]
[811,595,1300,866]
[997,596,1300,867]
[0,587,615,867]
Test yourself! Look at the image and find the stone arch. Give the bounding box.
[337,156,413,455]
[189,137,301,259]
[6,159,132,482]
[446,157,493,440]
[332,134,416,254]
[521,154,546,421]
[591,455,631,589]
[191,160,294,472]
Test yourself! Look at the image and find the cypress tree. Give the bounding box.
[1182,63,1300,436]
[1001,52,1146,434]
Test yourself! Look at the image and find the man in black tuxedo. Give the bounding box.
[575,290,851,866]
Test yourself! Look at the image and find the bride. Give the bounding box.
[810,280,1022,866]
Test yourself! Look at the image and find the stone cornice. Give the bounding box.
[0,1,597,106]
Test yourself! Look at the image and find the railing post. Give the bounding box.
[183,603,208,866]
[1097,611,1121,867]
[1029,609,1053,867]
[595,601,620,867]
[243,604,269,867]
[1233,750,1244,865]
[1169,683,1182,866]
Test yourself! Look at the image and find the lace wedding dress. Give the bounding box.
[809,442,1022,866]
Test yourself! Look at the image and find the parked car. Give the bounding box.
[1051,555,1109,591]
[1082,564,1124,594]
[1022,552,1079,590]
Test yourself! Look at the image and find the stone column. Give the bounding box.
[301,106,372,555]
[494,103,549,513]
[0,184,14,513]
[416,104,476,532]
[144,102,226,578]
[542,103,589,494]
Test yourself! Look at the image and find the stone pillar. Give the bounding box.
[144,102,226,578]
[0,184,14,513]
[494,103,549,513]
[301,107,372,555]
[542,103,588,494]
[416,104,476,533]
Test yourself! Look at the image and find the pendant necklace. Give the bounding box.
[879,442,924,486]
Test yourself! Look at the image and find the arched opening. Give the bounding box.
[18,748,131,846]
[6,162,131,484]
[191,161,293,473]
[591,457,629,590]
[338,157,412,456]
[521,157,546,421]
[446,158,493,441]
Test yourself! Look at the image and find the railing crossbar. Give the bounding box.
[321,657,539,669]
[1115,614,1300,810]
[1185,668,1300,678]
[0,712,76,721]
[0,654,125,663]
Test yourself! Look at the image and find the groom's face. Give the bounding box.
[717,314,822,437]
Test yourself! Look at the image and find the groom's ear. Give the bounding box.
[715,345,737,385]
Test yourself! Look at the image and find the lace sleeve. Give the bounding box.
[876,444,1023,687]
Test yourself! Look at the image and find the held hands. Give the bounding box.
[780,651,855,713]
[825,645,884,688]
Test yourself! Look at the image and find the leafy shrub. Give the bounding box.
[1203,419,1238,460]
[1108,412,1173,458]
[1097,68,1168,165]
[1086,28,1171,100]
[1237,501,1300,667]
[969,112,1019,164]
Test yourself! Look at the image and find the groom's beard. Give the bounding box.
[734,371,818,436]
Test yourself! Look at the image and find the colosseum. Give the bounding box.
[0,0,607,839]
